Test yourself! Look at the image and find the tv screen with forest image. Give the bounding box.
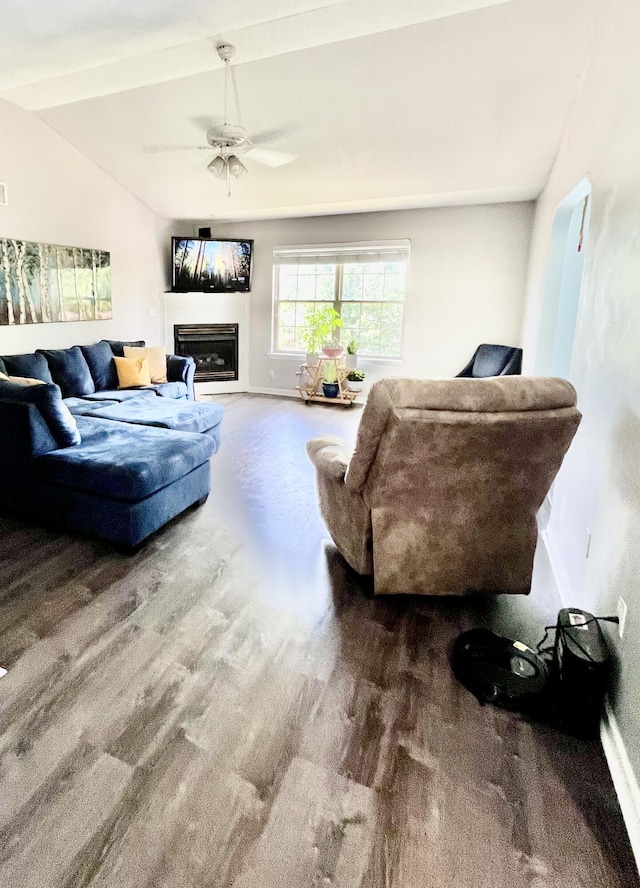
[172,237,253,293]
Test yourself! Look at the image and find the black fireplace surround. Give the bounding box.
[174,324,239,382]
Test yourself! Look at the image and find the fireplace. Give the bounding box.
[174,323,239,382]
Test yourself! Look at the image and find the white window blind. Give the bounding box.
[273,241,410,266]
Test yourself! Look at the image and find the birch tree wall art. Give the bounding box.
[0,239,111,325]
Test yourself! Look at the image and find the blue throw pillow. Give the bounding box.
[0,380,81,447]
[104,339,145,357]
[2,352,54,384]
[80,341,118,391]
[37,346,96,398]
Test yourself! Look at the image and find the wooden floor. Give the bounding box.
[0,393,637,888]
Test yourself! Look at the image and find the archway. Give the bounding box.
[536,178,592,378]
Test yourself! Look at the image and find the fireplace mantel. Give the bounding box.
[162,291,249,394]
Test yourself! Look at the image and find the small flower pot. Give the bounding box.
[346,354,358,370]
[322,346,343,358]
[322,382,340,398]
[347,381,364,392]
[306,352,319,366]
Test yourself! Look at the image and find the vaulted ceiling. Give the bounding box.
[0,0,598,221]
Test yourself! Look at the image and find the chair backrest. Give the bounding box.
[345,377,580,595]
[459,343,523,377]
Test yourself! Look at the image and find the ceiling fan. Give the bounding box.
[203,43,297,196]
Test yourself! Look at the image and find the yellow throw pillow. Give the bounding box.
[113,355,151,389]
[123,345,167,383]
[0,370,45,386]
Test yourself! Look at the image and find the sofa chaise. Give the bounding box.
[0,339,222,549]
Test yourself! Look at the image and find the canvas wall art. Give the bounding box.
[0,238,111,326]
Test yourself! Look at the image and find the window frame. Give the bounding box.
[271,240,410,360]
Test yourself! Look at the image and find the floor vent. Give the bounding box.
[0,182,7,206]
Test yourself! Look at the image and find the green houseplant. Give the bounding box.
[302,306,343,363]
[346,338,359,369]
[346,369,365,392]
[321,360,340,398]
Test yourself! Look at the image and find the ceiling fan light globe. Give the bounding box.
[207,155,226,177]
[228,155,247,178]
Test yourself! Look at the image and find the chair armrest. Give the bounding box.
[456,350,478,378]
[500,349,523,376]
[166,355,196,400]
[306,435,351,482]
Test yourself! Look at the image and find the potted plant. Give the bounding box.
[346,369,366,392]
[302,305,343,363]
[321,361,340,398]
[346,339,359,370]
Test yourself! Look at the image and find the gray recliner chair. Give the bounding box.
[306,376,580,596]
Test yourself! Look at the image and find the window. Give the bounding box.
[272,241,410,357]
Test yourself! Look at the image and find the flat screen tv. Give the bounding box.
[172,237,253,293]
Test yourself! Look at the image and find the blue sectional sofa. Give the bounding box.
[0,340,222,549]
[1,338,196,402]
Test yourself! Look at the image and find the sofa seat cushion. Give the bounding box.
[148,381,188,399]
[80,341,118,391]
[82,388,157,403]
[2,352,54,384]
[82,398,224,435]
[37,417,215,502]
[64,397,120,416]
[37,346,96,398]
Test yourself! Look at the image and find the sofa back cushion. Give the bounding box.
[0,379,81,447]
[81,341,118,391]
[0,356,6,375]
[2,352,54,384]
[37,346,96,398]
[104,339,145,357]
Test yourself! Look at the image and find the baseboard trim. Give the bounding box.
[601,699,640,870]
[540,527,572,607]
[247,386,300,399]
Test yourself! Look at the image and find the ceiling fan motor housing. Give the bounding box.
[206,124,248,150]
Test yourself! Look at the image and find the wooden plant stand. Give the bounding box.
[295,357,358,407]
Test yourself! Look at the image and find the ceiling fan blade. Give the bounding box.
[244,146,297,168]
[143,145,211,154]
[250,127,298,145]
[191,115,223,134]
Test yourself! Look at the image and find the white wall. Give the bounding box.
[0,98,168,356]
[520,0,640,849]
[172,202,533,392]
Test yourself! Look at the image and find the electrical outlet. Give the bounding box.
[149,307,157,318]
[617,596,628,639]
[268,369,275,380]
